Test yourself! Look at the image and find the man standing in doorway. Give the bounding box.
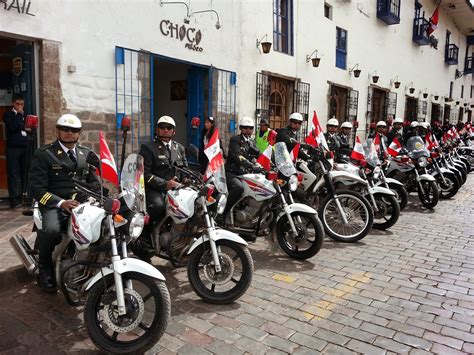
[3,94,29,208]
[255,118,276,153]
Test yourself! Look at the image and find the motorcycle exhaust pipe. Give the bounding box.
[9,234,38,275]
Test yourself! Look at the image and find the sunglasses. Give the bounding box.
[158,124,174,130]
[241,126,253,129]
[58,126,81,133]
[290,120,302,125]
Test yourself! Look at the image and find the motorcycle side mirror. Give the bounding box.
[86,151,101,168]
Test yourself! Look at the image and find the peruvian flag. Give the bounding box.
[425,133,436,151]
[350,136,365,161]
[257,144,273,171]
[204,128,224,179]
[374,133,382,152]
[387,137,402,157]
[306,111,329,150]
[290,143,300,162]
[427,6,439,36]
[467,123,474,137]
[99,131,119,186]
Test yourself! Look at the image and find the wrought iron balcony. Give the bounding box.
[412,16,429,45]
[377,0,400,25]
[465,56,473,74]
[445,44,459,65]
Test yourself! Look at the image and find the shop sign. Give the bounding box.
[159,20,203,52]
[12,57,22,76]
[1,0,36,16]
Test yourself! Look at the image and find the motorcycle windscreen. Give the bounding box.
[363,138,381,166]
[211,163,228,194]
[274,142,297,177]
[406,136,429,159]
[120,154,146,212]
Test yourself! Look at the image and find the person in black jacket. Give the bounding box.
[387,118,404,145]
[29,114,99,292]
[220,116,260,224]
[3,94,29,208]
[336,121,353,162]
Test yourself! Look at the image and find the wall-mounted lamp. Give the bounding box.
[405,82,415,95]
[305,49,321,68]
[455,100,460,105]
[421,88,428,99]
[256,34,272,54]
[463,103,468,107]
[369,71,379,84]
[159,0,190,23]
[348,64,361,78]
[390,76,401,89]
[434,94,440,101]
[190,9,221,29]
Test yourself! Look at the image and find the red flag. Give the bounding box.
[350,136,365,161]
[425,133,437,150]
[204,129,224,179]
[290,143,300,162]
[257,144,273,171]
[306,111,329,150]
[99,131,119,186]
[427,6,439,36]
[388,137,402,157]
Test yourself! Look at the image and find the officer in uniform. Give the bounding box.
[324,118,341,154]
[275,112,304,153]
[139,115,187,222]
[255,118,276,153]
[387,117,404,145]
[336,121,353,162]
[370,121,389,160]
[29,114,99,292]
[220,116,260,226]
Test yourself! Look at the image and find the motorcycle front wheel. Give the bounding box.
[276,212,324,260]
[388,183,408,210]
[188,239,253,304]
[84,272,170,354]
[437,173,459,199]
[372,193,400,230]
[417,180,439,209]
[319,190,374,243]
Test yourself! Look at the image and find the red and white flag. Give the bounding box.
[427,5,439,36]
[306,111,329,150]
[204,129,224,179]
[257,144,273,171]
[387,137,402,157]
[425,133,438,150]
[99,131,119,186]
[350,136,365,161]
[290,143,300,162]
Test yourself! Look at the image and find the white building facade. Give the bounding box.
[0,0,473,174]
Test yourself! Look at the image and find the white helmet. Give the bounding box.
[56,114,82,129]
[410,121,419,128]
[239,116,255,128]
[376,121,387,127]
[327,118,339,126]
[289,112,303,122]
[393,118,404,124]
[340,122,352,129]
[420,122,430,129]
[157,115,176,127]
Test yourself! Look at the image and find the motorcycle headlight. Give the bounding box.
[289,175,298,192]
[217,195,227,215]
[373,166,381,179]
[418,158,427,167]
[129,213,144,239]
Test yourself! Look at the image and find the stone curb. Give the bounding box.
[0,265,34,293]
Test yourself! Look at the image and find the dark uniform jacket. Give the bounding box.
[140,139,187,193]
[336,133,351,162]
[387,128,403,146]
[275,126,300,153]
[28,140,98,209]
[324,132,341,153]
[225,134,260,175]
[3,109,28,147]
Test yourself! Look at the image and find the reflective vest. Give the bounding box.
[256,129,276,152]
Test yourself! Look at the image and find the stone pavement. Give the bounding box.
[0,177,473,354]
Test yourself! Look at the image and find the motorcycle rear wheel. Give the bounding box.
[188,239,253,304]
[417,180,439,209]
[276,212,324,260]
[319,190,374,243]
[372,193,400,230]
[85,272,170,354]
[437,173,459,199]
[388,183,408,210]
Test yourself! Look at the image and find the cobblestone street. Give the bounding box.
[0,177,473,354]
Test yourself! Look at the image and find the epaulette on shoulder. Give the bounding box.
[77,144,91,151]
[38,143,54,151]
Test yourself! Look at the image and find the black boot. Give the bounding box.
[37,265,57,293]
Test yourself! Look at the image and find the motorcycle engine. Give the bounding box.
[234,198,262,228]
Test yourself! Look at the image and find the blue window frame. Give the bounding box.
[273,0,294,55]
[377,0,401,25]
[336,27,347,70]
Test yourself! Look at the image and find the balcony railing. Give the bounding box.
[445,44,459,65]
[465,56,473,74]
[413,17,429,45]
[377,0,401,25]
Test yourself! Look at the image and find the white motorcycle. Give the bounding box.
[11,153,170,354]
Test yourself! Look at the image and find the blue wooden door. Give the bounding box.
[187,66,206,150]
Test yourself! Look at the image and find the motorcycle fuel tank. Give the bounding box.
[241,174,276,201]
[166,187,199,224]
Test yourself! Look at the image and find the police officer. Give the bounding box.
[324,118,341,153]
[29,114,99,292]
[255,118,276,153]
[337,121,353,162]
[404,121,420,142]
[275,112,304,153]
[387,117,404,145]
[369,121,389,160]
[220,117,260,226]
[139,115,187,222]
